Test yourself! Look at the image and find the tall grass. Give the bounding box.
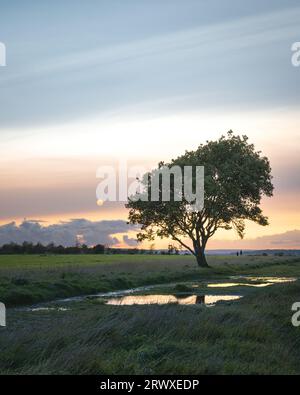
[1,280,300,374]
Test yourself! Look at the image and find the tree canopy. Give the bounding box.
[126,132,274,267]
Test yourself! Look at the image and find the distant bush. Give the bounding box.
[0,242,105,255]
[0,242,159,255]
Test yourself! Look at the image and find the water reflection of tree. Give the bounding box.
[175,294,205,304]
[195,295,205,304]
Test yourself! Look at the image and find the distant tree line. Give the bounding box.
[0,242,185,255]
[0,242,105,255]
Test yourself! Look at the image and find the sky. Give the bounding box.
[0,0,299,249]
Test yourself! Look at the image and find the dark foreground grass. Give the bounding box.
[0,254,299,307]
[1,279,300,374]
[1,254,300,374]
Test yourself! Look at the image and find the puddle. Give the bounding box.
[245,277,296,283]
[17,276,297,312]
[207,282,272,288]
[55,284,159,303]
[29,307,70,312]
[207,277,296,288]
[106,294,242,306]
[229,276,296,283]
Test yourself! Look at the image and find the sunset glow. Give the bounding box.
[0,1,299,250]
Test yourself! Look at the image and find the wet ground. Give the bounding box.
[18,275,296,311]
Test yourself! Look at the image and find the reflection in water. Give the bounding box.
[208,277,297,288]
[30,307,70,312]
[207,282,272,288]
[21,276,295,312]
[106,294,242,306]
[229,276,296,283]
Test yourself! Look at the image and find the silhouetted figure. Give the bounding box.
[236,251,239,256]
[240,250,243,256]
[195,295,205,304]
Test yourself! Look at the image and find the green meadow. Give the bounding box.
[1,254,300,374]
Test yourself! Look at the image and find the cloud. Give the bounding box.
[262,230,300,247]
[1,4,300,128]
[123,235,138,247]
[0,219,137,247]
[209,230,300,249]
[3,6,300,85]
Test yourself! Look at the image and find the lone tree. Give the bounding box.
[126,132,273,267]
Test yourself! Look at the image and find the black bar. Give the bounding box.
[0,375,296,393]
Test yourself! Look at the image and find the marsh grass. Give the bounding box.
[1,254,300,374]
[1,280,300,374]
[0,254,299,307]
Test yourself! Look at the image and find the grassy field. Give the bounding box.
[1,254,300,374]
[0,254,299,307]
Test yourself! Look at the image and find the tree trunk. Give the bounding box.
[193,241,210,268]
[195,250,209,267]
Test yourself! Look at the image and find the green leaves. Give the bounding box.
[126,132,273,265]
